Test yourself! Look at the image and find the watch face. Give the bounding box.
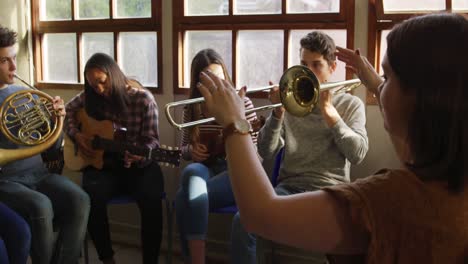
[235,119,252,133]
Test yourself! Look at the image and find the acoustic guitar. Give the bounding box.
[63,109,181,171]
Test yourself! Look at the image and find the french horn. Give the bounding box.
[0,75,64,165]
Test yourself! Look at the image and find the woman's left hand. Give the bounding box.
[52,96,66,117]
[124,151,144,168]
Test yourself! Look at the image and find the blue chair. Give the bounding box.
[210,147,284,216]
[83,192,172,264]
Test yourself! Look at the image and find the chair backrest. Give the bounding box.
[271,147,284,187]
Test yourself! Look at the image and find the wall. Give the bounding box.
[2,0,402,261]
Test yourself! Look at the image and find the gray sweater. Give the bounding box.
[258,93,368,191]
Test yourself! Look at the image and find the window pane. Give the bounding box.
[41,0,71,21]
[43,34,77,83]
[453,0,468,10]
[382,0,445,12]
[234,0,281,15]
[379,30,390,75]
[82,33,114,81]
[185,0,228,16]
[184,31,232,88]
[289,30,346,82]
[77,0,109,19]
[237,30,283,90]
[115,0,151,18]
[287,0,339,13]
[119,32,157,87]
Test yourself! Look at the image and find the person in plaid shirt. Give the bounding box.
[64,53,164,264]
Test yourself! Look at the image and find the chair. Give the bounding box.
[210,148,285,216]
[83,192,173,264]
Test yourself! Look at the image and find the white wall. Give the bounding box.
[2,0,402,261]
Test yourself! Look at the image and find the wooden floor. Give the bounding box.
[79,242,183,264]
[26,242,184,264]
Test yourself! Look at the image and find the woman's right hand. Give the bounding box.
[74,132,96,158]
[191,143,210,162]
[335,46,383,96]
[268,81,285,119]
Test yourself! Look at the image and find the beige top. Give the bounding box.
[324,169,468,264]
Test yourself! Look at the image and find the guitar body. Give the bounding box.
[64,108,181,171]
[63,109,114,171]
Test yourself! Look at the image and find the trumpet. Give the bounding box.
[165,65,362,130]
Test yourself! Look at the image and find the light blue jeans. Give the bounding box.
[175,160,235,259]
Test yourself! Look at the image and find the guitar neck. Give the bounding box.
[93,137,150,158]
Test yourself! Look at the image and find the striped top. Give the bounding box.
[180,96,258,161]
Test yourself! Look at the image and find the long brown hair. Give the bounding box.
[386,13,468,191]
[187,49,233,143]
[84,53,143,120]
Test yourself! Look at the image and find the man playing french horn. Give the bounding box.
[0,25,90,264]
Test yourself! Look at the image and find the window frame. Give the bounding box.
[31,0,163,93]
[367,0,466,104]
[173,0,356,96]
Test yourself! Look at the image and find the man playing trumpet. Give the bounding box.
[230,31,369,264]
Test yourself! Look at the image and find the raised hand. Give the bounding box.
[197,70,246,128]
[335,46,383,96]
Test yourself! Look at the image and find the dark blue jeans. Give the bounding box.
[0,202,31,264]
[82,161,164,264]
[0,171,90,264]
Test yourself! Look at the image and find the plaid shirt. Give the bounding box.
[64,87,160,149]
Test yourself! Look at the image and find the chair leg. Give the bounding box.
[165,199,172,264]
[257,237,267,264]
[84,233,89,264]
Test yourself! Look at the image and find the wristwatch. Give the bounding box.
[222,119,252,141]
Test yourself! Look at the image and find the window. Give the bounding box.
[367,0,468,103]
[173,0,356,95]
[31,0,162,91]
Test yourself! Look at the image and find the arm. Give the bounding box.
[329,96,369,164]
[256,85,285,161]
[64,92,85,139]
[179,108,210,162]
[257,113,284,161]
[180,108,193,161]
[335,47,383,100]
[197,71,368,253]
[139,96,160,149]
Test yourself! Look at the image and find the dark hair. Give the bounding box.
[386,13,468,192]
[0,26,17,48]
[300,31,336,65]
[187,48,232,143]
[83,53,141,119]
